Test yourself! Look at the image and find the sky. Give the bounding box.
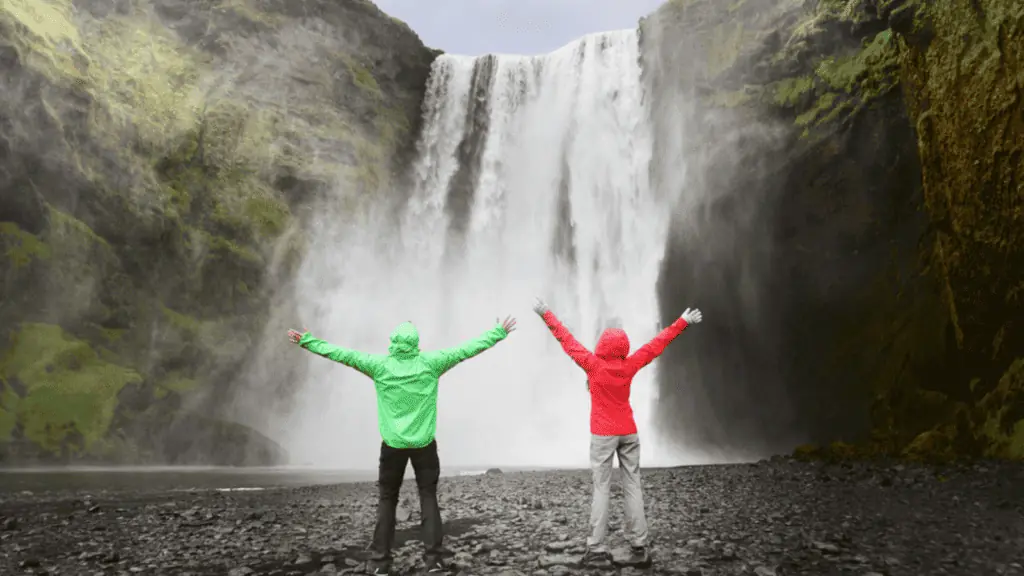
[372,0,667,56]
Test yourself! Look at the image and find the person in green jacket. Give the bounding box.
[287,316,517,575]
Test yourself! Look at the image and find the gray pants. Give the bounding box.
[587,433,648,551]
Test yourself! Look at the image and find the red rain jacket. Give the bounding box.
[540,310,689,436]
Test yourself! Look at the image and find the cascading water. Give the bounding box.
[283,30,695,469]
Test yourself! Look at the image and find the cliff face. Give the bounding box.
[0,0,437,465]
[885,0,1023,459]
[642,0,1022,460]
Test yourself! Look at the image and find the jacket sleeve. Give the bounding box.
[627,317,688,372]
[298,332,385,378]
[540,310,597,370]
[421,325,508,376]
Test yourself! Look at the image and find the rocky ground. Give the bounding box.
[1,460,1022,576]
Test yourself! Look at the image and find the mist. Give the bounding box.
[638,1,801,458]
[272,29,747,470]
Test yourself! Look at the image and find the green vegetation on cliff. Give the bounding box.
[886,0,1024,460]
[647,0,1023,462]
[795,0,1023,461]
[686,0,901,137]
[0,0,437,463]
[0,324,141,454]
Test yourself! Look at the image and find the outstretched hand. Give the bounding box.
[681,308,703,324]
[287,329,308,344]
[532,297,549,316]
[497,315,517,334]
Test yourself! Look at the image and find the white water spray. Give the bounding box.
[283,30,695,469]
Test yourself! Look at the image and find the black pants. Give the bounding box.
[370,439,443,565]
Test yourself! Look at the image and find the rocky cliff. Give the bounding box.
[0,0,437,464]
[2,0,1019,467]
[643,0,1022,460]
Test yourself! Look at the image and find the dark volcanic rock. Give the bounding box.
[0,463,1021,575]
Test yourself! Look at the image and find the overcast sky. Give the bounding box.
[373,0,667,56]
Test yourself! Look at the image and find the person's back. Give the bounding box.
[586,327,645,436]
[288,317,516,575]
[532,298,702,569]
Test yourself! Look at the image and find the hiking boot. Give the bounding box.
[618,545,652,568]
[579,548,613,567]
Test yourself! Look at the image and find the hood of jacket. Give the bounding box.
[594,328,630,359]
[388,322,420,359]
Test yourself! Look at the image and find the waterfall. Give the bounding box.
[284,30,696,469]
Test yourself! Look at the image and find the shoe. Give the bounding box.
[371,563,392,575]
[621,545,652,568]
[579,547,613,567]
[426,560,446,573]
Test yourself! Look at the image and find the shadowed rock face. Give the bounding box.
[642,0,1023,461]
[0,0,437,465]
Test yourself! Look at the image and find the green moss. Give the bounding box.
[161,305,201,334]
[154,374,200,399]
[770,76,814,107]
[1,0,87,83]
[815,29,898,95]
[84,15,205,150]
[2,0,204,157]
[344,56,381,95]
[888,0,1024,460]
[706,22,746,78]
[795,92,838,127]
[902,425,957,462]
[201,103,283,173]
[156,102,293,243]
[207,233,263,264]
[47,205,109,248]
[977,359,1024,458]
[1007,420,1024,459]
[1,0,417,464]
[0,222,52,267]
[243,196,290,237]
[216,0,285,26]
[31,205,118,322]
[373,105,413,149]
[0,323,141,452]
[0,387,18,439]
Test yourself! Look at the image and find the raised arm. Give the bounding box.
[420,319,513,376]
[625,318,688,372]
[292,330,385,378]
[627,307,703,372]
[536,303,597,370]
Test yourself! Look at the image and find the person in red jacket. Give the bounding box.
[532,297,702,568]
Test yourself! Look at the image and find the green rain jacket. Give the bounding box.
[298,322,508,449]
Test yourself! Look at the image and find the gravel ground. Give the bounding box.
[1,460,1022,576]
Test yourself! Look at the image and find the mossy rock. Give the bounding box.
[0,323,141,457]
[0,0,437,464]
[976,359,1024,459]
[902,426,958,463]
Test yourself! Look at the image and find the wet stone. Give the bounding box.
[0,461,1020,575]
